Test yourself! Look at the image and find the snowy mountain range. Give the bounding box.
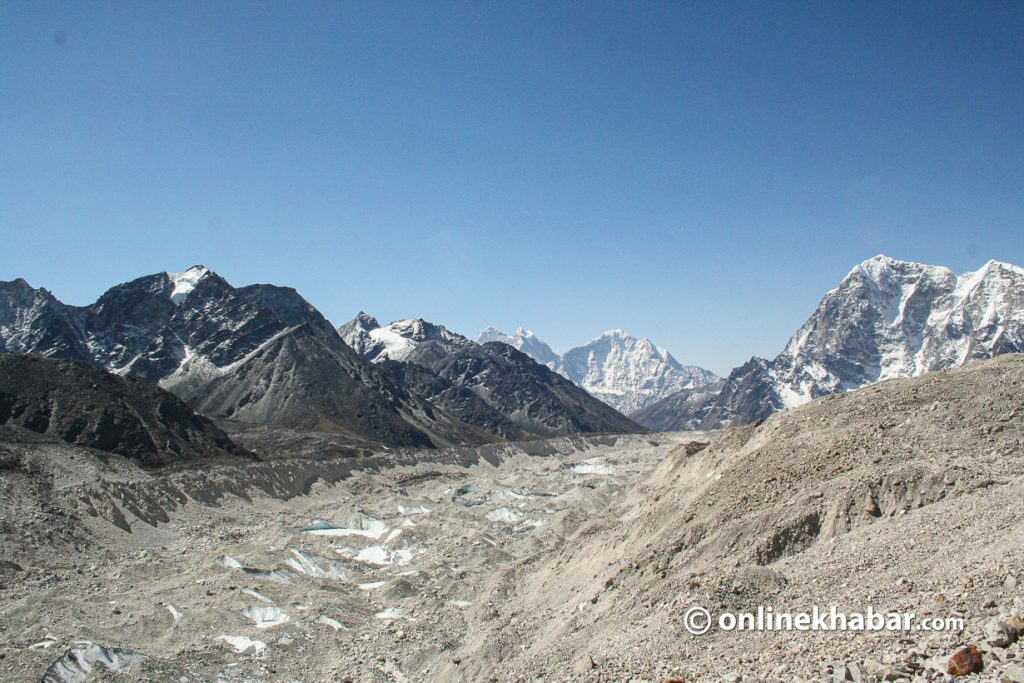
[638,255,1024,430]
[477,327,719,414]
[338,314,642,437]
[0,267,643,448]
[4,254,1021,441]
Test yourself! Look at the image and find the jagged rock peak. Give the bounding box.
[352,311,380,329]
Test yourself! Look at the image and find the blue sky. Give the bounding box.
[2,1,1022,375]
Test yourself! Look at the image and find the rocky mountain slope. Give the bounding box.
[447,352,1024,682]
[165,323,446,448]
[341,315,645,438]
[645,255,1024,430]
[405,340,644,437]
[0,353,248,466]
[376,359,526,441]
[477,326,719,413]
[629,378,725,431]
[0,279,92,362]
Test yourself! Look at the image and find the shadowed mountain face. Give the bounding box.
[0,279,92,362]
[166,323,434,447]
[629,379,725,431]
[69,268,288,383]
[236,284,340,337]
[377,359,526,441]
[0,269,491,448]
[0,353,250,466]
[168,322,503,449]
[404,341,646,437]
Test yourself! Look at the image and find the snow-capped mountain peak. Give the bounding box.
[350,311,380,329]
[478,326,514,345]
[340,315,470,363]
[167,266,209,305]
[685,255,1024,431]
[844,255,953,296]
[560,329,719,413]
[476,325,718,414]
[476,326,560,368]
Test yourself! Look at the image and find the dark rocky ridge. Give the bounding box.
[0,353,250,466]
[629,379,725,431]
[377,359,527,441]
[0,279,91,362]
[340,313,647,439]
[405,341,646,437]
[1,270,647,448]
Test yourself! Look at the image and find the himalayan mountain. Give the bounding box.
[2,254,1021,446]
[633,255,1024,430]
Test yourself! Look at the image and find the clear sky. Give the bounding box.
[2,1,1022,375]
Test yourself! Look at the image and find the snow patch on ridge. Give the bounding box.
[367,327,418,361]
[166,266,208,305]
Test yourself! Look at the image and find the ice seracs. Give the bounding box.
[242,605,290,628]
[217,635,266,656]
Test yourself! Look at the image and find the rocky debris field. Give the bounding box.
[0,432,686,682]
[1,354,1023,682]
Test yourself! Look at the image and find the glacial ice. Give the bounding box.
[298,518,389,539]
[242,605,290,628]
[41,643,145,683]
[217,635,266,656]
